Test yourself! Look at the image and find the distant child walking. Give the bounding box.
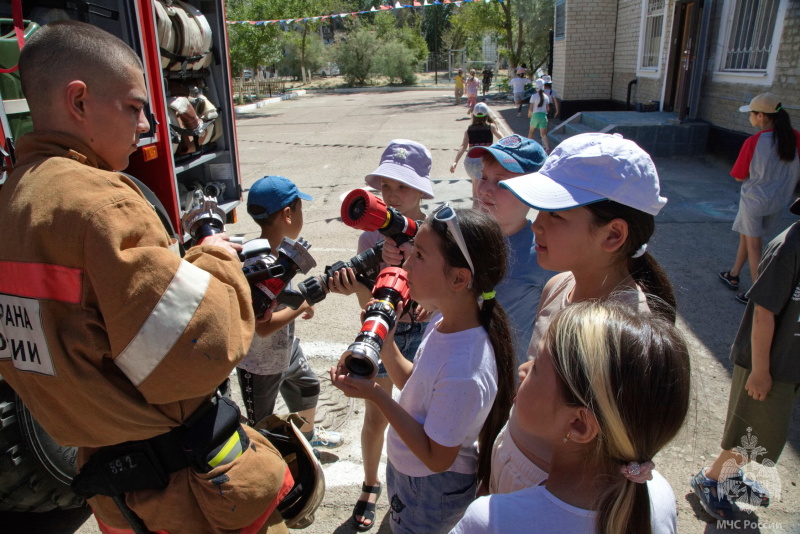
[454,68,464,105]
[466,69,481,115]
[238,175,342,448]
[453,300,691,534]
[718,93,800,304]
[328,139,434,531]
[491,132,677,495]
[508,70,531,117]
[528,78,551,153]
[450,102,503,195]
[331,209,516,534]
[691,196,800,521]
[543,75,560,119]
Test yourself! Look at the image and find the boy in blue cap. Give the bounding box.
[237,175,342,448]
[468,135,556,368]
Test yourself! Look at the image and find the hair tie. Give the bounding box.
[481,290,496,301]
[632,243,647,258]
[620,461,655,484]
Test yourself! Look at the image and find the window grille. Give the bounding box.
[723,0,780,71]
[555,0,566,40]
[640,0,664,69]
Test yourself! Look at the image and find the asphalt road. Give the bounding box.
[5,88,798,533]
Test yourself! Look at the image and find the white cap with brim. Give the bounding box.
[365,139,434,199]
[500,133,667,216]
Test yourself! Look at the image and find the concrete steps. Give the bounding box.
[548,111,709,157]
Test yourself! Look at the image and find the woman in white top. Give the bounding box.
[452,299,691,534]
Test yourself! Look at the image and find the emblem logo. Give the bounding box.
[393,148,409,160]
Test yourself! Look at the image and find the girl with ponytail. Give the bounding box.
[489,133,677,496]
[719,93,800,304]
[332,208,515,533]
[453,300,691,533]
[528,78,551,153]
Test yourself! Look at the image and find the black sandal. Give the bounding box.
[352,482,382,531]
[718,271,739,290]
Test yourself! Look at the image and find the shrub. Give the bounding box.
[375,40,419,85]
[332,28,380,86]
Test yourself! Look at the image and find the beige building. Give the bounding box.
[551,0,799,156]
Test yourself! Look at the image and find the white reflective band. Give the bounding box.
[116,261,211,386]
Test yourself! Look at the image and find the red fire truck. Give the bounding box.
[0,0,244,512]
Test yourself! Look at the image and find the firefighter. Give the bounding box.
[0,20,291,534]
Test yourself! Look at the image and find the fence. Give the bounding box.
[233,77,291,101]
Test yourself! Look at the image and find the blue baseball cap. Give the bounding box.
[467,134,547,175]
[247,175,312,219]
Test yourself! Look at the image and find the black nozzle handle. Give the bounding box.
[276,288,307,310]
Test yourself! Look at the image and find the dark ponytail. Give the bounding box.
[586,201,677,323]
[429,208,515,487]
[767,108,797,162]
[538,89,545,108]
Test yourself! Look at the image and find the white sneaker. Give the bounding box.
[309,427,343,448]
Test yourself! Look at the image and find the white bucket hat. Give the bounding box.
[500,133,667,216]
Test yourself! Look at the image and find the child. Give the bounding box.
[543,75,560,120]
[328,139,434,531]
[390,135,554,369]
[528,78,551,153]
[490,132,677,494]
[482,66,494,96]
[466,69,481,115]
[508,70,531,117]
[237,175,342,448]
[467,135,555,367]
[453,300,691,533]
[691,196,800,521]
[718,93,800,304]
[331,208,515,534]
[449,102,503,190]
[454,68,464,106]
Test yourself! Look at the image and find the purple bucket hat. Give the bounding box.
[365,139,434,199]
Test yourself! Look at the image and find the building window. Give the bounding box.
[639,0,665,70]
[722,0,780,72]
[555,0,566,41]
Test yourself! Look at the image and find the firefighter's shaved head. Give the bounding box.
[19,20,143,117]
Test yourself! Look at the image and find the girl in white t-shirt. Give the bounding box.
[331,208,516,533]
[452,300,691,534]
[490,133,678,497]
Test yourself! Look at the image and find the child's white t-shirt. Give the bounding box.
[529,93,550,114]
[509,77,530,93]
[451,471,677,534]
[387,315,497,477]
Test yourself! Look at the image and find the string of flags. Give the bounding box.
[226,0,500,26]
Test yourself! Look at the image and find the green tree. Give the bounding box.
[374,40,419,85]
[279,31,326,80]
[226,0,284,81]
[445,0,554,72]
[332,26,380,86]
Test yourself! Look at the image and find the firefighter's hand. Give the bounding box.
[382,236,411,267]
[199,233,242,259]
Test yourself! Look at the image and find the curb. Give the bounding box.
[304,85,453,94]
[234,89,307,115]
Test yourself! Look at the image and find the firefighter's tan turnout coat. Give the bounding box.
[0,132,290,533]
